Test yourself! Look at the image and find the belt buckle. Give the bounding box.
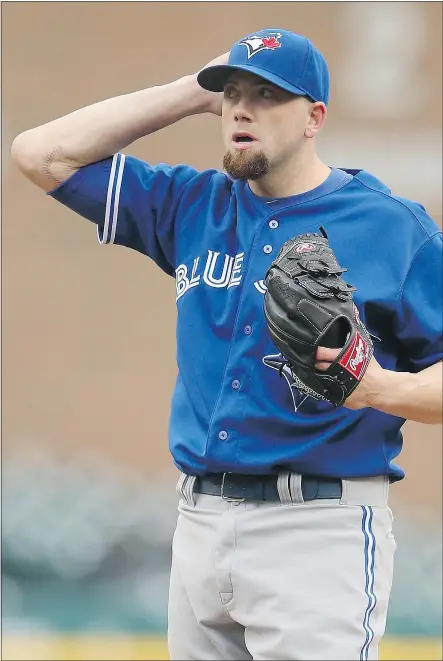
[221,473,245,502]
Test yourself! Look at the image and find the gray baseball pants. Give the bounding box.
[168,472,396,660]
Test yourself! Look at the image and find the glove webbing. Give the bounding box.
[288,256,346,277]
[296,274,356,301]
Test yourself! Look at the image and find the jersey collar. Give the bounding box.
[242,167,353,214]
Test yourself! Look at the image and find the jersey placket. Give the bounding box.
[203,211,284,470]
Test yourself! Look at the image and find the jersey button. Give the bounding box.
[263,244,273,254]
[269,219,279,229]
[244,325,252,335]
[218,430,228,441]
[232,380,240,390]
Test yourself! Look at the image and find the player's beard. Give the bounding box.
[223,148,270,180]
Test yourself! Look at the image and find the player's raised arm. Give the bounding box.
[11,53,228,192]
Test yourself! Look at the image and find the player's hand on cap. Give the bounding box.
[315,346,385,410]
[200,51,230,70]
[196,52,230,117]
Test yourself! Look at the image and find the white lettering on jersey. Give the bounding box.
[254,280,267,294]
[175,250,244,300]
[203,251,234,288]
[228,253,244,288]
[190,257,201,287]
[175,257,201,300]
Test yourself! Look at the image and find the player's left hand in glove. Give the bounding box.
[263,228,374,407]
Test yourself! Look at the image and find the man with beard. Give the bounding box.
[12,28,443,661]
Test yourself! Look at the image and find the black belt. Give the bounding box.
[194,472,342,502]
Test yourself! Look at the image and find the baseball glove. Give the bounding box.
[263,228,374,407]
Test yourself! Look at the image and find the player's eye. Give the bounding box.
[258,87,274,99]
[224,85,238,99]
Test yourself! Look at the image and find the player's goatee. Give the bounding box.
[223,149,270,180]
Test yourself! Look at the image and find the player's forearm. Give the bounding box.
[11,75,211,191]
[368,361,442,424]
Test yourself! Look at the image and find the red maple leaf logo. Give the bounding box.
[262,36,281,50]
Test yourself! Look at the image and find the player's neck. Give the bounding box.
[248,155,331,200]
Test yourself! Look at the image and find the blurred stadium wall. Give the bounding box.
[2,3,442,660]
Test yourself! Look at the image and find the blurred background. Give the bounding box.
[2,2,442,660]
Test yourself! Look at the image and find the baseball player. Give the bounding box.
[12,28,442,661]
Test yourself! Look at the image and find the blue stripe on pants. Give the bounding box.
[360,505,377,660]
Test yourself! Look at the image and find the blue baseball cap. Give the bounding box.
[197,28,330,105]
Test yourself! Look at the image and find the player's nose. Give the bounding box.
[233,98,254,123]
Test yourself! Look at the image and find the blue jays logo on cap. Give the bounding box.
[197,27,330,105]
[239,32,282,59]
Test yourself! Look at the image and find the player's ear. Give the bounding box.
[304,101,327,139]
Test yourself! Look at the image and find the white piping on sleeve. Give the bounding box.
[97,153,124,245]
[109,154,126,244]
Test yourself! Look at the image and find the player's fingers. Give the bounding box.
[315,360,332,371]
[316,346,341,362]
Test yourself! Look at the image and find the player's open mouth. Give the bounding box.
[231,132,258,149]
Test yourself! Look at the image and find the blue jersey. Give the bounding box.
[49,155,443,481]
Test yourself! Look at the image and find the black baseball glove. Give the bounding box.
[263,228,374,407]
